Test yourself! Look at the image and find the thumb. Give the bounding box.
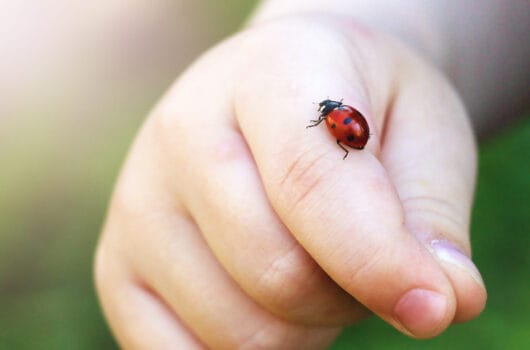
[381,54,487,323]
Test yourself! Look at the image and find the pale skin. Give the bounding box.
[95,1,529,348]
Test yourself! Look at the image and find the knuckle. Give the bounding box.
[364,166,395,195]
[402,195,470,251]
[276,146,339,214]
[255,244,321,316]
[150,106,188,155]
[338,243,388,293]
[111,151,176,221]
[111,184,141,219]
[238,323,292,350]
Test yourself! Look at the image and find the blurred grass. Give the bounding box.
[0,108,141,349]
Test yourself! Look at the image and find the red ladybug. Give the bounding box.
[307,99,370,159]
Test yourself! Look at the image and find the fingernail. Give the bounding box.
[430,240,485,288]
[394,288,447,337]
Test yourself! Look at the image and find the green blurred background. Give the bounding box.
[0,1,528,349]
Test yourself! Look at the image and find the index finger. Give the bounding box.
[234,18,456,338]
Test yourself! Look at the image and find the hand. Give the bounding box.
[95,15,486,349]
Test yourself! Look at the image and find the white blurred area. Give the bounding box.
[0,0,253,290]
[0,0,247,129]
[0,0,251,194]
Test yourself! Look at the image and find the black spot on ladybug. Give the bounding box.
[331,123,336,129]
[343,118,352,125]
[347,134,355,142]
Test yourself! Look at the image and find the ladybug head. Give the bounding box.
[318,99,343,116]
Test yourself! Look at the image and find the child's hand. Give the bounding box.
[95,16,486,349]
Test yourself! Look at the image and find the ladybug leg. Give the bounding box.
[306,115,326,128]
[337,140,349,159]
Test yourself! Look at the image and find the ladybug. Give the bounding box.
[307,99,370,159]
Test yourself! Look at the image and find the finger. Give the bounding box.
[107,186,340,348]
[94,243,206,349]
[104,132,342,349]
[136,209,340,349]
[380,53,487,323]
[153,39,367,325]
[234,19,456,338]
[168,123,367,326]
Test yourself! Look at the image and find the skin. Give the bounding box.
[92,1,530,348]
